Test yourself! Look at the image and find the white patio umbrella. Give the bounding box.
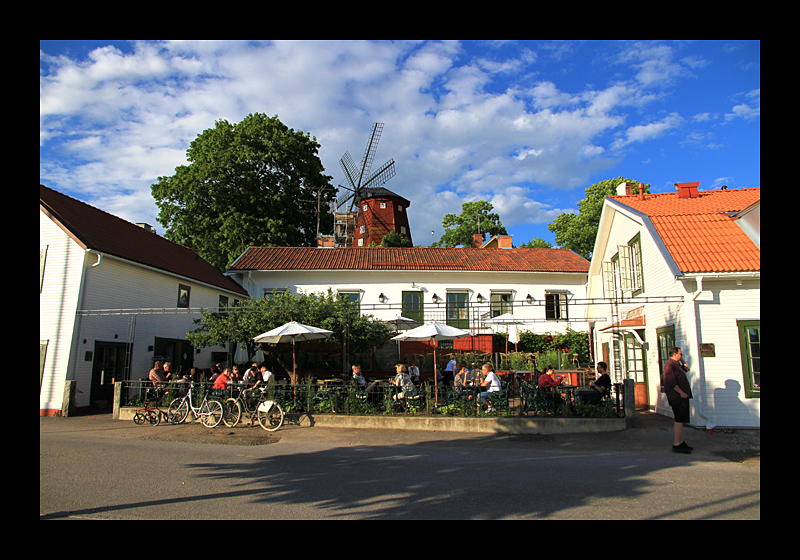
[484,312,524,364]
[254,321,333,386]
[383,314,421,359]
[392,321,471,402]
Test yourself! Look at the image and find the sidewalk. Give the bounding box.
[40,410,759,464]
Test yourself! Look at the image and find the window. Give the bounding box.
[358,238,364,246]
[545,291,568,320]
[400,226,406,235]
[380,202,386,209]
[402,291,424,324]
[656,325,676,388]
[737,320,760,398]
[263,288,286,301]
[624,333,647,383]
[604,235,644,298]
[446,292,469,329]
[177,284,191,308]
[490,292,513,318]
[338,291,360,314]
[218,295,229,309]
[363,204,368,212]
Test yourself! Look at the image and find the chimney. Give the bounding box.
[498,235,513,249]
[616,182,634,196]
[675,182,700,199]
[136,223,155,233]
[473,233,483,248]
[638,182,645,200]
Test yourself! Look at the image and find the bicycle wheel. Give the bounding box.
[257,402,284,432]
[146,410,161,426]
[168,398,189,424]
[201,400,223,428]
[133,412,146,425]
[222,398,242,428]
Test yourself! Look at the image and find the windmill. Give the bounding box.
[334,123,397,247]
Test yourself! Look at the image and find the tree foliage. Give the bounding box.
[151,113,334,270]
[434,200,507,247]
[547,177,649,260]
[186,290,391,381]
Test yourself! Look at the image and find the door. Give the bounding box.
[624,333,648,409]
[91,342,128,409]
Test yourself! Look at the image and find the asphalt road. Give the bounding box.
[40,413,759,520]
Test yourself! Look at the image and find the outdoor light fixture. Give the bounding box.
[476,293,485,304]
[432,293,441,304]
[526,294,534,304]
[379,293,387,303]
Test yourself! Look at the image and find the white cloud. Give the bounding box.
[40,40,729,243]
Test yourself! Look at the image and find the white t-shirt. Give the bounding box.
[485,371,501,392]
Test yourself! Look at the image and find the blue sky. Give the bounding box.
[40,40,760,249]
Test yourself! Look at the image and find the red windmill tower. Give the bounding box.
[334,123,411,247]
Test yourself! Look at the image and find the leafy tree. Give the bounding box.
[151,113,334,270]
[378,230,413,247]
[548,177,649,260]
[518,237,553,248]
[186,290,390,383]
[433,200,507,247]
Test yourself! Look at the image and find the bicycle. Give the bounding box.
[167,383,224,428]
[133,387,169,426]
[223,385,284,432]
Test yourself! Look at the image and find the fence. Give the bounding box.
[117,376,628,420]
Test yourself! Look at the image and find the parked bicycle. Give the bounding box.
[167,383,223,428]
[223,385,284,432]
[133,387,169,426]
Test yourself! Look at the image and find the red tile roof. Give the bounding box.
[229,246,590,273]
[40,185,249,296]
[609,187,760,273]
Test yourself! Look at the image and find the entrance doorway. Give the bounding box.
[91,341,128,409]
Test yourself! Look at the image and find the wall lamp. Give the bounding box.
[476,293,485,304]
[526,294,534,304]
[431,293,441,304]
[378,293,387,304]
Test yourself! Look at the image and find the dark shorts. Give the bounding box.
[670,398,690,424]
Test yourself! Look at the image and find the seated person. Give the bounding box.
[453,363,469,395]
[477,363,502,409]
[590,361,611,395]
[148,361,171,387]
[351,364,366,388]
[212,367,231,390]
[391,364,415,400]
[537,365,565,391]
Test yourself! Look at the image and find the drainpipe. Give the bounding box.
[688,275,715,432]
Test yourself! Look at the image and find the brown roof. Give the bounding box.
[229,246,589,273]
[40,184,248,296]
[609,187,760,274]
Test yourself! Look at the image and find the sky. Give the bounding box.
[40,40,760,250]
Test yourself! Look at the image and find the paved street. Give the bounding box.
[40,413,759,519]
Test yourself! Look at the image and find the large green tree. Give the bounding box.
[187,290,390,383]
[548,177,649,260]
[434,200,507,247]
[151,113,334,270]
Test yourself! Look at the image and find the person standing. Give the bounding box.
[663,347,693,454]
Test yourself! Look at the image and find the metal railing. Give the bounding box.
[118,377,626,419]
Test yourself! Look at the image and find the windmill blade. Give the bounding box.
[361,159,396,190]
[340,151,359,190]
[358,122,383,188]
[335,188,354,210]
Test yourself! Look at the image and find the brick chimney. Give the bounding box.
[616,182,634,196]
[498,235,513,248]
[676,182,700,199]
[473,233,483,248]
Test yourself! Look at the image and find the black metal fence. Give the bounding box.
[119,376,625,419]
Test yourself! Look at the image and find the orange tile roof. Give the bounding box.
[609,188,760,273]
[229,246,589,273]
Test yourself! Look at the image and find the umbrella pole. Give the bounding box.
[433,339,438,404]
[292,336,297,399]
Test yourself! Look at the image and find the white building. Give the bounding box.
[227,241,590,359]
[586,182,760,428]
[40,185,249,415]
